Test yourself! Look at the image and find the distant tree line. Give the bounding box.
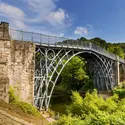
[77,37,125,59]
[62,37,125,59]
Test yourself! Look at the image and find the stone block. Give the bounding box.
[0,57,7,64]
[4,41,11,48]
[0,22,10,40]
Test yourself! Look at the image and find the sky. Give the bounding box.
[0,0,125,42]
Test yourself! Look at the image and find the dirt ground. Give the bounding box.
[0,100,50,125]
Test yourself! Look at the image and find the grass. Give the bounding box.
[0,100,44,125]
[0,86,48,124]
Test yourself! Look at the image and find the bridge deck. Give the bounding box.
[35,42,125,64]
[9,28,125,64]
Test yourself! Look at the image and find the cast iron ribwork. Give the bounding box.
[34,43,118,111]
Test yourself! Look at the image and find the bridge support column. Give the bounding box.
[116,56,120,85]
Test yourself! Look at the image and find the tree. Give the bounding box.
[78,37,88,41]
[53,90,125,125]
[58,56,89,92]
[90,37,107,48]
[107,46,124,58]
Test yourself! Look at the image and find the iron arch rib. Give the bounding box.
[35,47,117,111]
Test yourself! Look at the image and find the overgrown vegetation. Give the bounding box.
[50,36,125,124]
[51,56,93,112]
[58,56,90,92]
[52,90,125,125]
[9,86,19,102]
[113,81,125,98]
[9,86,41,117]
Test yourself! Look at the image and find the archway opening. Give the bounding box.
[34,47,115,111]
[49,52,107,113]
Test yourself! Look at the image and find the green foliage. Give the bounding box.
[90,37,107,48]
[53,90,125,125]
[11,101,41,117]
[113,43,125,53]
[78,37,88,41]
[9,86,19,103]
[113,82,125,98]
[66,91,83,115]
[48,108,56,118]
[79,79,94,91]
[52,36,125,124]
[9,86,41,117]
[78,36,125,59]
[113,88,125,99]
[51,115,84,125]
[59,56,89,92]
[107,46,124,58]
[120,80,125,88]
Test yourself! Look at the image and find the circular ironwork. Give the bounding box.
[47,49,55,60]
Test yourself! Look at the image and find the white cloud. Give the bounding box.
[25,0,56,23]
[25,0,71,27]
[0,2,25,20]
[59,33,64,37]
[27,0,56,13]
[86,24,93,29]
[74,25,93,36]
[0,2,27,29]
[46,8,70,26]
[0,1,71,35]
[74,26,89,35]
[11,20,27,29]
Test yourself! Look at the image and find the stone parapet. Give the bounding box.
[0,22,10,40]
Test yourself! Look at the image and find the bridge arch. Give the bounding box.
[34,47,116,110]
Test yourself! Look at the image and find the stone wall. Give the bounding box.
[0,39,35,104]
[0,40,10,102]
[0,109,34,125]
[98,91,113,99]
[0,22,10,40]
[0,22,35,104]
[11,40,35,103]
[8,40,35,104]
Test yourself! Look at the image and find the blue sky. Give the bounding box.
[0,0,125,42]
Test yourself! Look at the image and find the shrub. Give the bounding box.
[54,90,125,125]
[9,86,19,103]
[51,114,84,125]
[113,87,125,98]
[9,86,41,117]
[11,101,41,117]
[66,91,84,115]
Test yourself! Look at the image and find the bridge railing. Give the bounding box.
[9,28,68,45]
[9,28,125,63]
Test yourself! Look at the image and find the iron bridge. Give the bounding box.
[10,28,125,111]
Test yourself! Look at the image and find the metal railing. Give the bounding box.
[9,28,125,63]
[9,28,68,45]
